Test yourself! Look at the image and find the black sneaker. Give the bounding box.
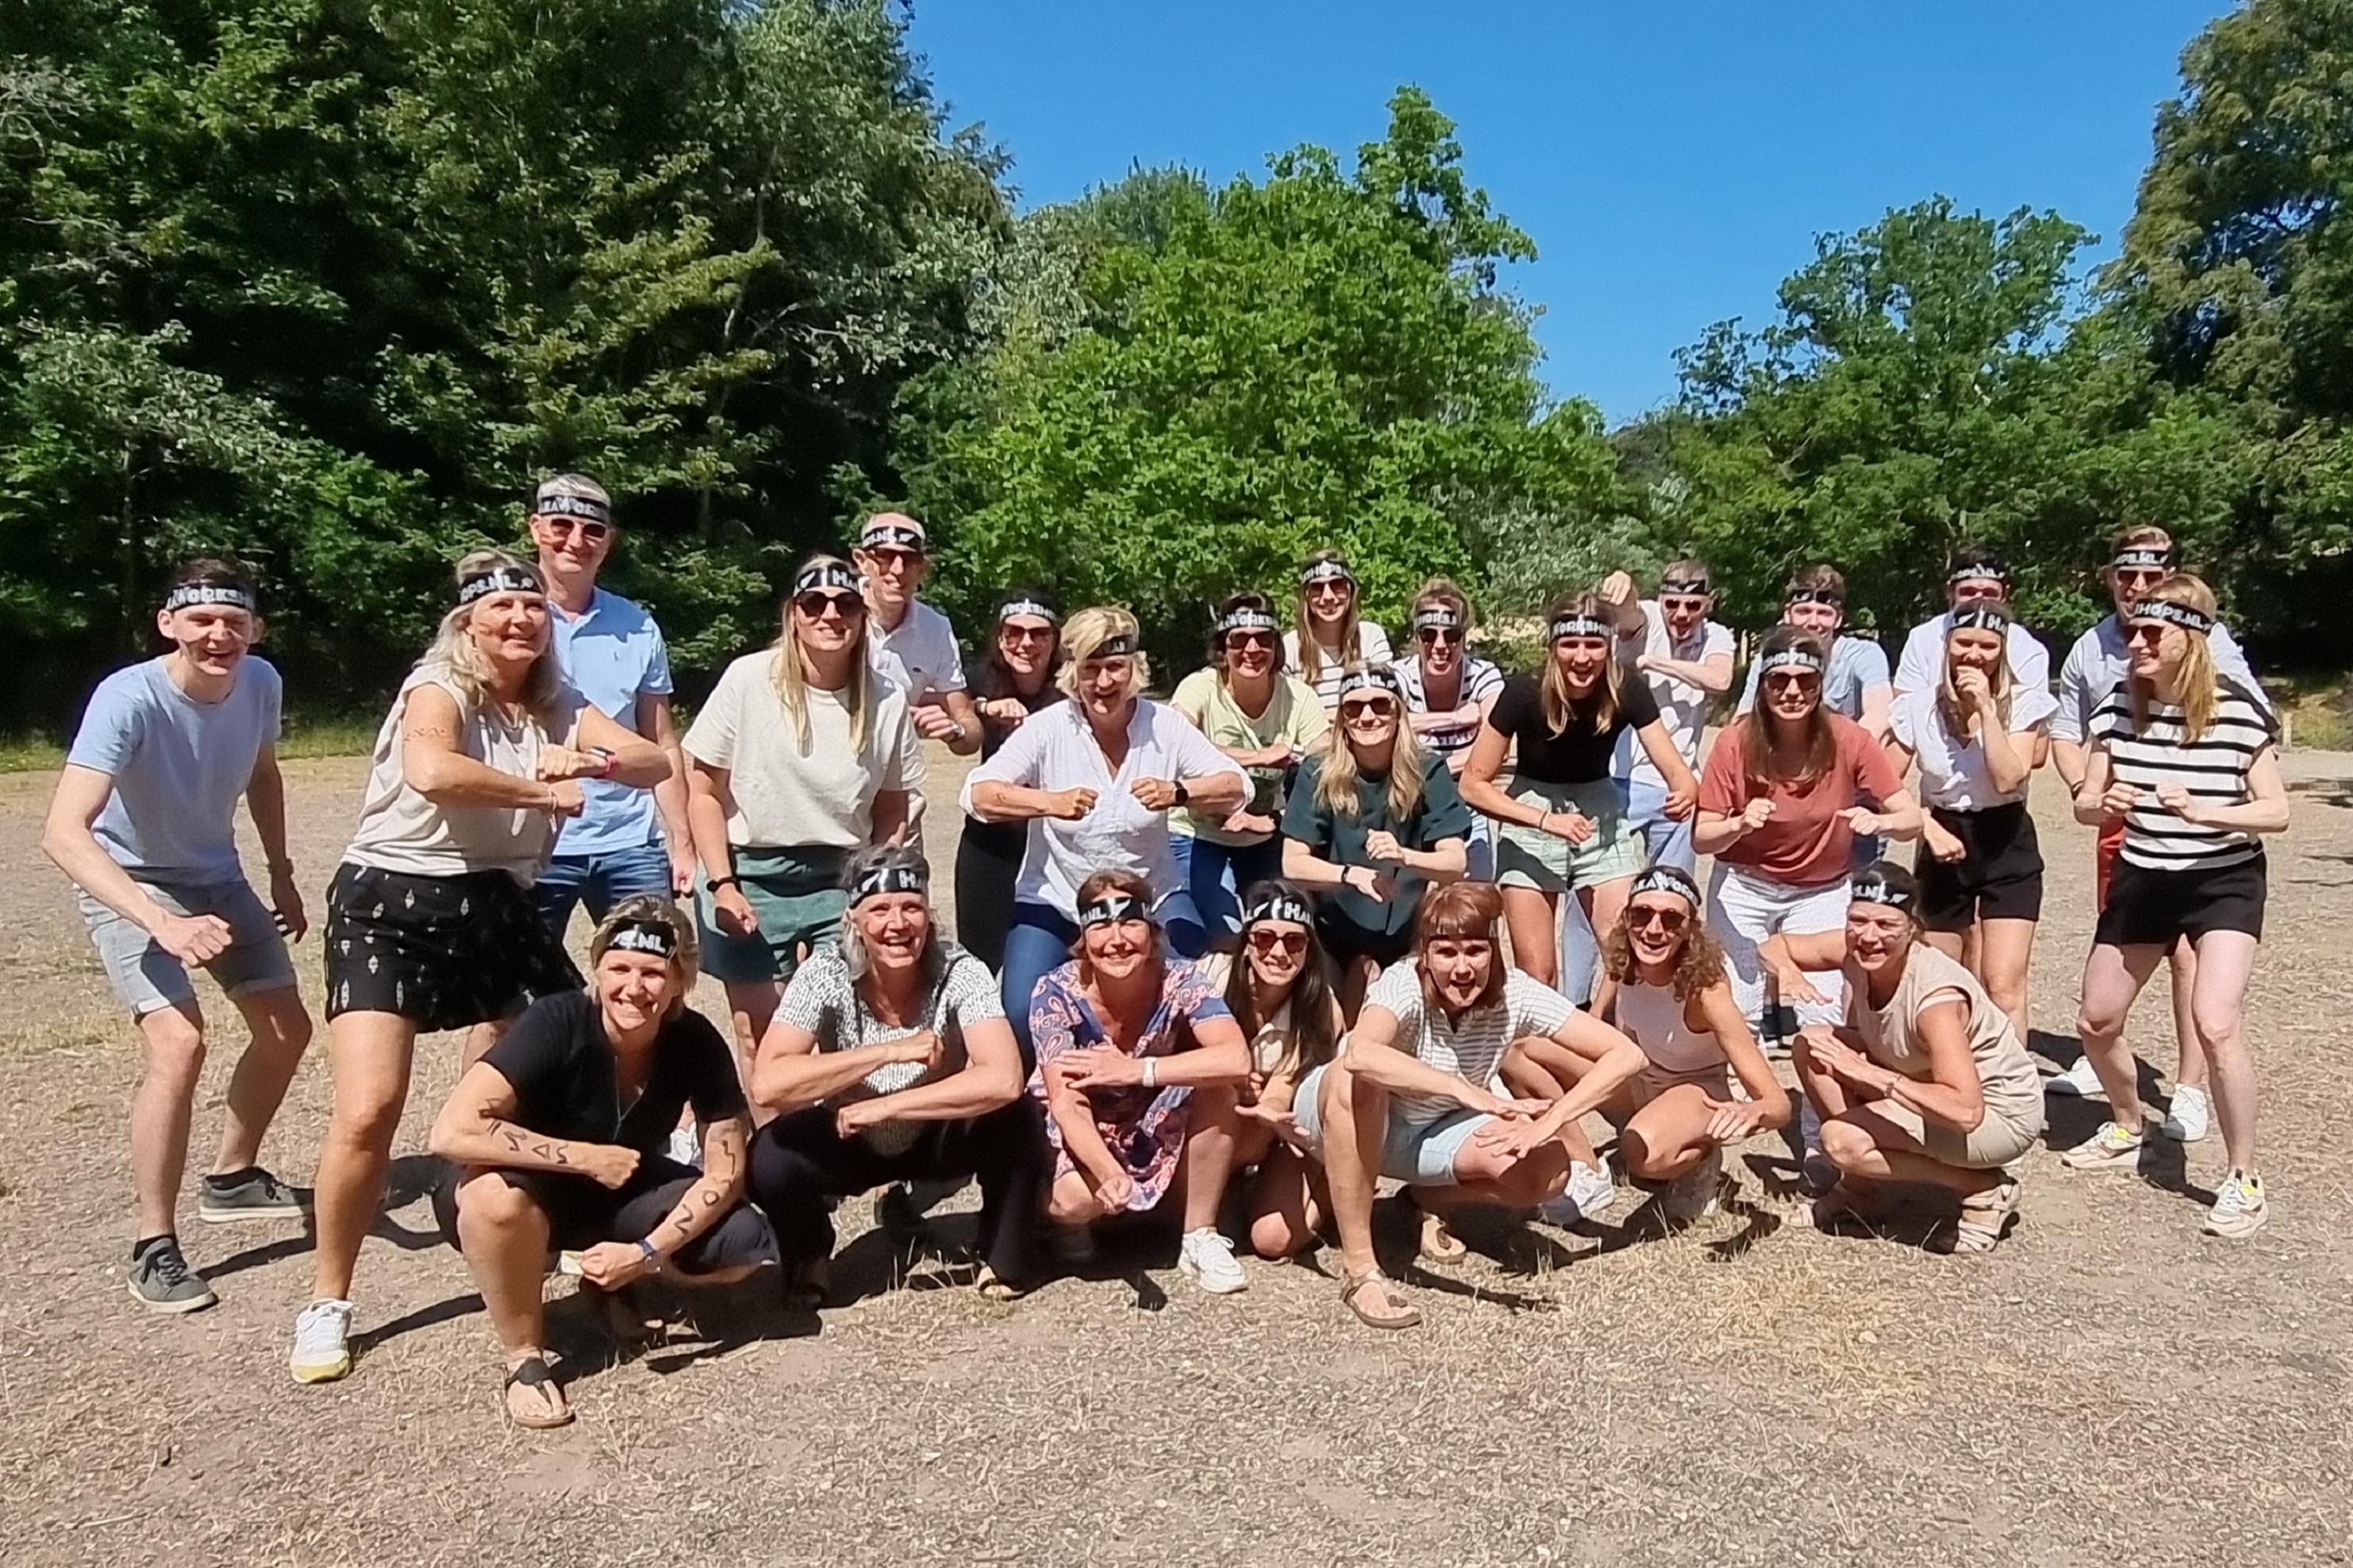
[197,1166,307,1223]
[128,1236,218,1314]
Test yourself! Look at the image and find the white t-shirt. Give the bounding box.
[1893,615,2051,697]
[1284,623,1396,710]
[1360,962,1576,1126]
[2049,615,2264,745]
[682,653,922,849]
[959,698,1246,921]
[1887,686,2058,811]
[1614,601,1734,784]
[868,598,967,701]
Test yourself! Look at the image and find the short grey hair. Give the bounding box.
[838,843,935,980]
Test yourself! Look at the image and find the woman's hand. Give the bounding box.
[1799,1027,1886,1091]
[541,780,586,820]
[1769,960,1827,1009]
[1129,777,1182,812]
[979,697,1032,728]
[1837,805,1886,837]
[2154,782,2206,826]
[1222,809,1277,837]
[1246,742,1299,770]
[576,1239,655,1290]
[2090,781,2141,820]
[1342,864,1394,901]
[1093,1168,1137,1211]
[835,1098,895,1140]
[1701,1098,1771,1143]
[574,1144,641,1190]
[1542,810,1596,845]
[1056,1048,1143,1093]
[1363,829,1407,864]
[891,1030,947,1071]
[1467,1114,1548,1162]
[1952,666,1993,719]
[1736,797,1774,836]
[1923,817,1968,863]
[1661,781,1696,821]
[712,884,760,938]
[535,746,604,782]
[1048,786,1099,820]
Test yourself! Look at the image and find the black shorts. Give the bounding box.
[432,1154,777,1276]
[1318,912,1414,973]
[324,862,582,1032]
[2094,853,2267,948]
[1914,803,2043,931]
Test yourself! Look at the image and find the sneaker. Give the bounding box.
[2060,1120,2146,1173]
[1540,1158,1618,1225]
[1799,1149,1838,1195]
[197,1166,306,1223]
[1177,1228,1249,1295]
[127,1236,217,1314]
[2046,1056,2104,1098]
[1661,1146,1724,1222]
[663,1126,701,1169]
[2159,1084,2212,1143]
[2204,1170,2268,1239]
[288,1298,354,1384]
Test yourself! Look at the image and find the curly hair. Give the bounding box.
[1599,912,1727,1002]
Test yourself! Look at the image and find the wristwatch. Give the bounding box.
[1171,778,1190,807]
[706,875,741,893]
[948,719,970,744]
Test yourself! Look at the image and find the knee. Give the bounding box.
[1818,1117,1876,1173]
[1044,1186,1099,1225]
[332,1089,407,1150]
[1249,1210,1310,1260]
[2075,999,2126,1042]
[1620,1127,1677,1182]
[140,1012,207,1078]
[455,1173,543,1236]
[2190,1002,2243,1052]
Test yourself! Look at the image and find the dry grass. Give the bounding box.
[0,752,2349,1567]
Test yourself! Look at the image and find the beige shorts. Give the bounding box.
[1866,1097,2040,1170]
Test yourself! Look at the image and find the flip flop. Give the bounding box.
[1340,1269,1421,1330]
[1417,1207,1467,1264]
[503,1355,572,1430]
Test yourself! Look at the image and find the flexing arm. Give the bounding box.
[2164,745,2290,834]
[565,705,668,787]
[847,1014,1024,1125]
[429,1062,638,1182]
[749,1015,938,1116]
[399,685,569,807]
[1640,648,1733,693]
[1342,1004,1522,1113]
[1865,995,1989,1133]
[1524,1010,1646,1141]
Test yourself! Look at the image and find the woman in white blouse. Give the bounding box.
[962,606,1246,1058]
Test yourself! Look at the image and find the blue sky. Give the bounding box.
[905,1,2234,426]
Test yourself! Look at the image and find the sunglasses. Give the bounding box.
[1660,595,1710,614]
[1225,631,1277,651]
[2113,569,2168,593]
[1416,627,1463,646]
[1629,904,1690,934]
[794,590,864,619]
[2124,622,2170,645]
[1763,670,1820,692]
[541,518,611,543]
[1246,928,1309,957]
[1306,581,1353,598]
[1001,623,1054,644]
[1339,697,1397,720]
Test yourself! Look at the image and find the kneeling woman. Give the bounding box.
[748,846,1050,1299]
[1503,864,1790,1221]
[1777,864,2046,1253]
[1027,870,1256,1292]
[1296,882,1647,1329]
[428,898,774,1428]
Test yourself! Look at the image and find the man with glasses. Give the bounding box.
[1735,565,1894,741]
[1892,545,2052,696]
[525,473,696,934]
[1601,561,1734,873]
[854,512,982,758]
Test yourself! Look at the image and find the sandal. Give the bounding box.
[1417,1207,1467,1264]
[1340,1268,1421,1330]
[975,1264,1029,1303]
[1952,1180,2021,1254]
[503,1355,572,1430]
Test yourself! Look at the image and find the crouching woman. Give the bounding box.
[428,898,774,1428]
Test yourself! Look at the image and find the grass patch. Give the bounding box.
[0,710,379,773]
[2264,671,2353,751]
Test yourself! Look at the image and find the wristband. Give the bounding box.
[636,1237,660,1266]
[1141,1056,1158,1089]
[1537,811,1552,834]
[590,746,618,778]
[706,875,741,893]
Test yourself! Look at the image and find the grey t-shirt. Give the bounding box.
[774,940,1005,1153]
[1735,633,1890,723]
[67,656,282,883]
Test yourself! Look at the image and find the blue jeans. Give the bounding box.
[1000,895,1207,1065]
[1169,833,1285,940]
[1621,774,1696,875]
[532,842,675,941]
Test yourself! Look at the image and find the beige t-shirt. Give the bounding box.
[343,668,583,885]
[1168,668,1329,845]
[1847,943,2042,1128]
[682,651,923,849]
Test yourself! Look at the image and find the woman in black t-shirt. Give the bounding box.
[428,897,775,1429]
[954,589,1065,969]
[1460,593,1699,995]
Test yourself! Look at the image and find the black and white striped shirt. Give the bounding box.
[2088,680,2275,871]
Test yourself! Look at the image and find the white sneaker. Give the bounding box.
[288,1298,354,1384]
[2060,1120,2146,1173]
[2046,1056,2104,1097]
[2203,1170,2268,1239]
[1541,1158,1618,1224]
[2159,1084,2212,1143]
[1176,1228,1249,1295]
[1661,1146,1724,1222]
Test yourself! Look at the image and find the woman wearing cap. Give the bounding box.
[1281,662,1471,1016]
[1292,881,1648,1328]
[1287,550,1395,712]
[1502,864,1790,1223]
[1169,593,1329,943]
[290,550,668,1385]
[1772,864,2046,1253]
[2060,575,2286,1239]
[1460,592,1699,999]
[1695,626,1921,1046]
[1027,869,1257,1293]
[1392,578,1506,876]
[683,555,924,1075]
[955,590,1067,970]
[427,896,772,1428]
[1196,882,1347,1261]
[962,607,1247,1058]
[1882,601,2055,1041]
[747,845,1051,1300]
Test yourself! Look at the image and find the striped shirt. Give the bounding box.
[1360,962,1575,1125]
[2088,681,2276,871]
[1391,654,1505,758]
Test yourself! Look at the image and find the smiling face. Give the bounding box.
[1224,627,1277,681]
[1624,893,1693,971]
[1844,900,1913,979]
[792,587,865,656]
[594,946,678,1035]
[996,615,1057,684]
[1763,664,1822,724]
[1339,689,1401,752]
[467,590,550,672]
[2107,562,2169,619]
[1783,598,1841,638]
[854,545,928,616]
[2124,617,2179,681]
[1080,912,1157,983]
[1660,590,1712,640]
[529,510,613,579]
[851,890,930,974]
[1424,936,1496,1012]
[1304,575,1354,629]
[1946,625,2005,681]
[1243,917,1310,992]
[1076,653,1137,722]
[1553,633,1612,692]
[156,604,259,679]
[1415,616,1462,676]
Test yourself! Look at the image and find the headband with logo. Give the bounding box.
[605,920,679,959]
[1785,587,1843,607]
[1336,665,1405,703]
[1090,631,1139,658]
[1079,892,1151,928]
[1849,870,1915,915]
[1659,577,1711,597]
[534,491,611,525]
[1630,864,1702,906]
[457,565,545,605]
[1413,606,1462,633]
[1947,561,2009,586]
[1241,890,1317,930]
[2112,545,2174,572]
[793,561,861,597]
[1947,604,2009,633]
[860,520,926,552]
[850,862,927,906]
[1217,606,1279,638]
[1299,559,1355,590]
[2129,598,2214,636]
[998,597,1057,626]
[1758,645,1825,676]
[163,584,257,613]
[1549,613,1611,641]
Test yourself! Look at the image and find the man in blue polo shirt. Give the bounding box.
[526,473,694,933]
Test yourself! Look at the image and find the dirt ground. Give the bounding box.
[3,748,2350,1568]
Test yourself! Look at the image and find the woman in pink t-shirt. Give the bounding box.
[1695,628,1922,1049]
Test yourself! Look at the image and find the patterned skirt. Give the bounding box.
[324,862,582,1033]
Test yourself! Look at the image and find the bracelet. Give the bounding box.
[1537,811,1552,833]
[590,746,618,778]
[706,875,741,892]
[1141,1056,1158,1089]
[635,1237,660,1267]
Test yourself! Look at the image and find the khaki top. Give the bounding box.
[1846,942,2042,1128]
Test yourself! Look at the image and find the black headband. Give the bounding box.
[1785,587,1843,607]
[1217,606,1279,637]
[457,565,544,605]
[1079,892,1150,928]
[1630,864,1701,905]
[1242,891,1316,930]
[998,598,1057,626]
[1299,559,1354,589]
[2112,545,2174,571]
[1549,614,1610,642]
[860,522,925,551]
[2129,598,2214,635]
[163,584,256,613]
[1413,606,1462,632]
[1090,632,1139,658]
[1947,604,2009,633]
[1336,665,1404,702]
[1947,561,2009,586]
[533,491,611,525]
[793,562,860,597]
[851,862,927,906]
[1758,645,1824,675]
[1658,578,1710,597]
[605,920,679,959]
[1849,872,1915,914]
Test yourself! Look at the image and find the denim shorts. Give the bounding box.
[78,875,296,1018]
[1291,1063,1491,1186]
[531,841,676,940]
[1496,778,1645,893]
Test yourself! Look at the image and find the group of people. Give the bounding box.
[43,474,2288,1427]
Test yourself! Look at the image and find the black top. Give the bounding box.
[1486,673,1661,785]
[965,671,1065,849]
[482,990,746,1155]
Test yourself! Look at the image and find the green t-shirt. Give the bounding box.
[1280,750,1471,939]
[1168,669,1329,845]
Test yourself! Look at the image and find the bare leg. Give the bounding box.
[213,986,313,1176]
[1620,1084,1727,1182]
[1501,887,1560,989]
[451,1170,552,1356]
[1245,1145,1325,1259]
[2166,937,2210,1092]
[1496,1037,1603,1165]
[1318,1059,1390,1279]
[1821,1109,2001,1197]
[1045,1168,1117,1225]
[308,1011,418,1302]
[1424,1138,1572,1211]
[1181,1089,1241,1232]
[1336,956,1381,1026]
[129,1002,208,1240]
[1572,878,1632,1006]
[1974,917,2037,1045]
[724,979,783,1091]
[2075,943,2167,1134]
[2185,931,2261,1173]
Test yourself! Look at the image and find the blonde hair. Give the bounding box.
[1936,604,2015,742]
[1411,576,1476,630]
[771,553,871,751]
[2129,573,2221,743]
[421,549,565,730]
[588,894,701,1016]
[1056,606,1152,698]
[1313,665,1428,821]
[1293,549,1360,687]
[1538,592,1627,737]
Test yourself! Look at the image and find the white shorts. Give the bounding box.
[1705,864,1847,1031]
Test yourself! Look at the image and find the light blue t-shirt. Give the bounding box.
[548,587,674,857]
[1735,633,1891,723]
[67,656,283,883]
